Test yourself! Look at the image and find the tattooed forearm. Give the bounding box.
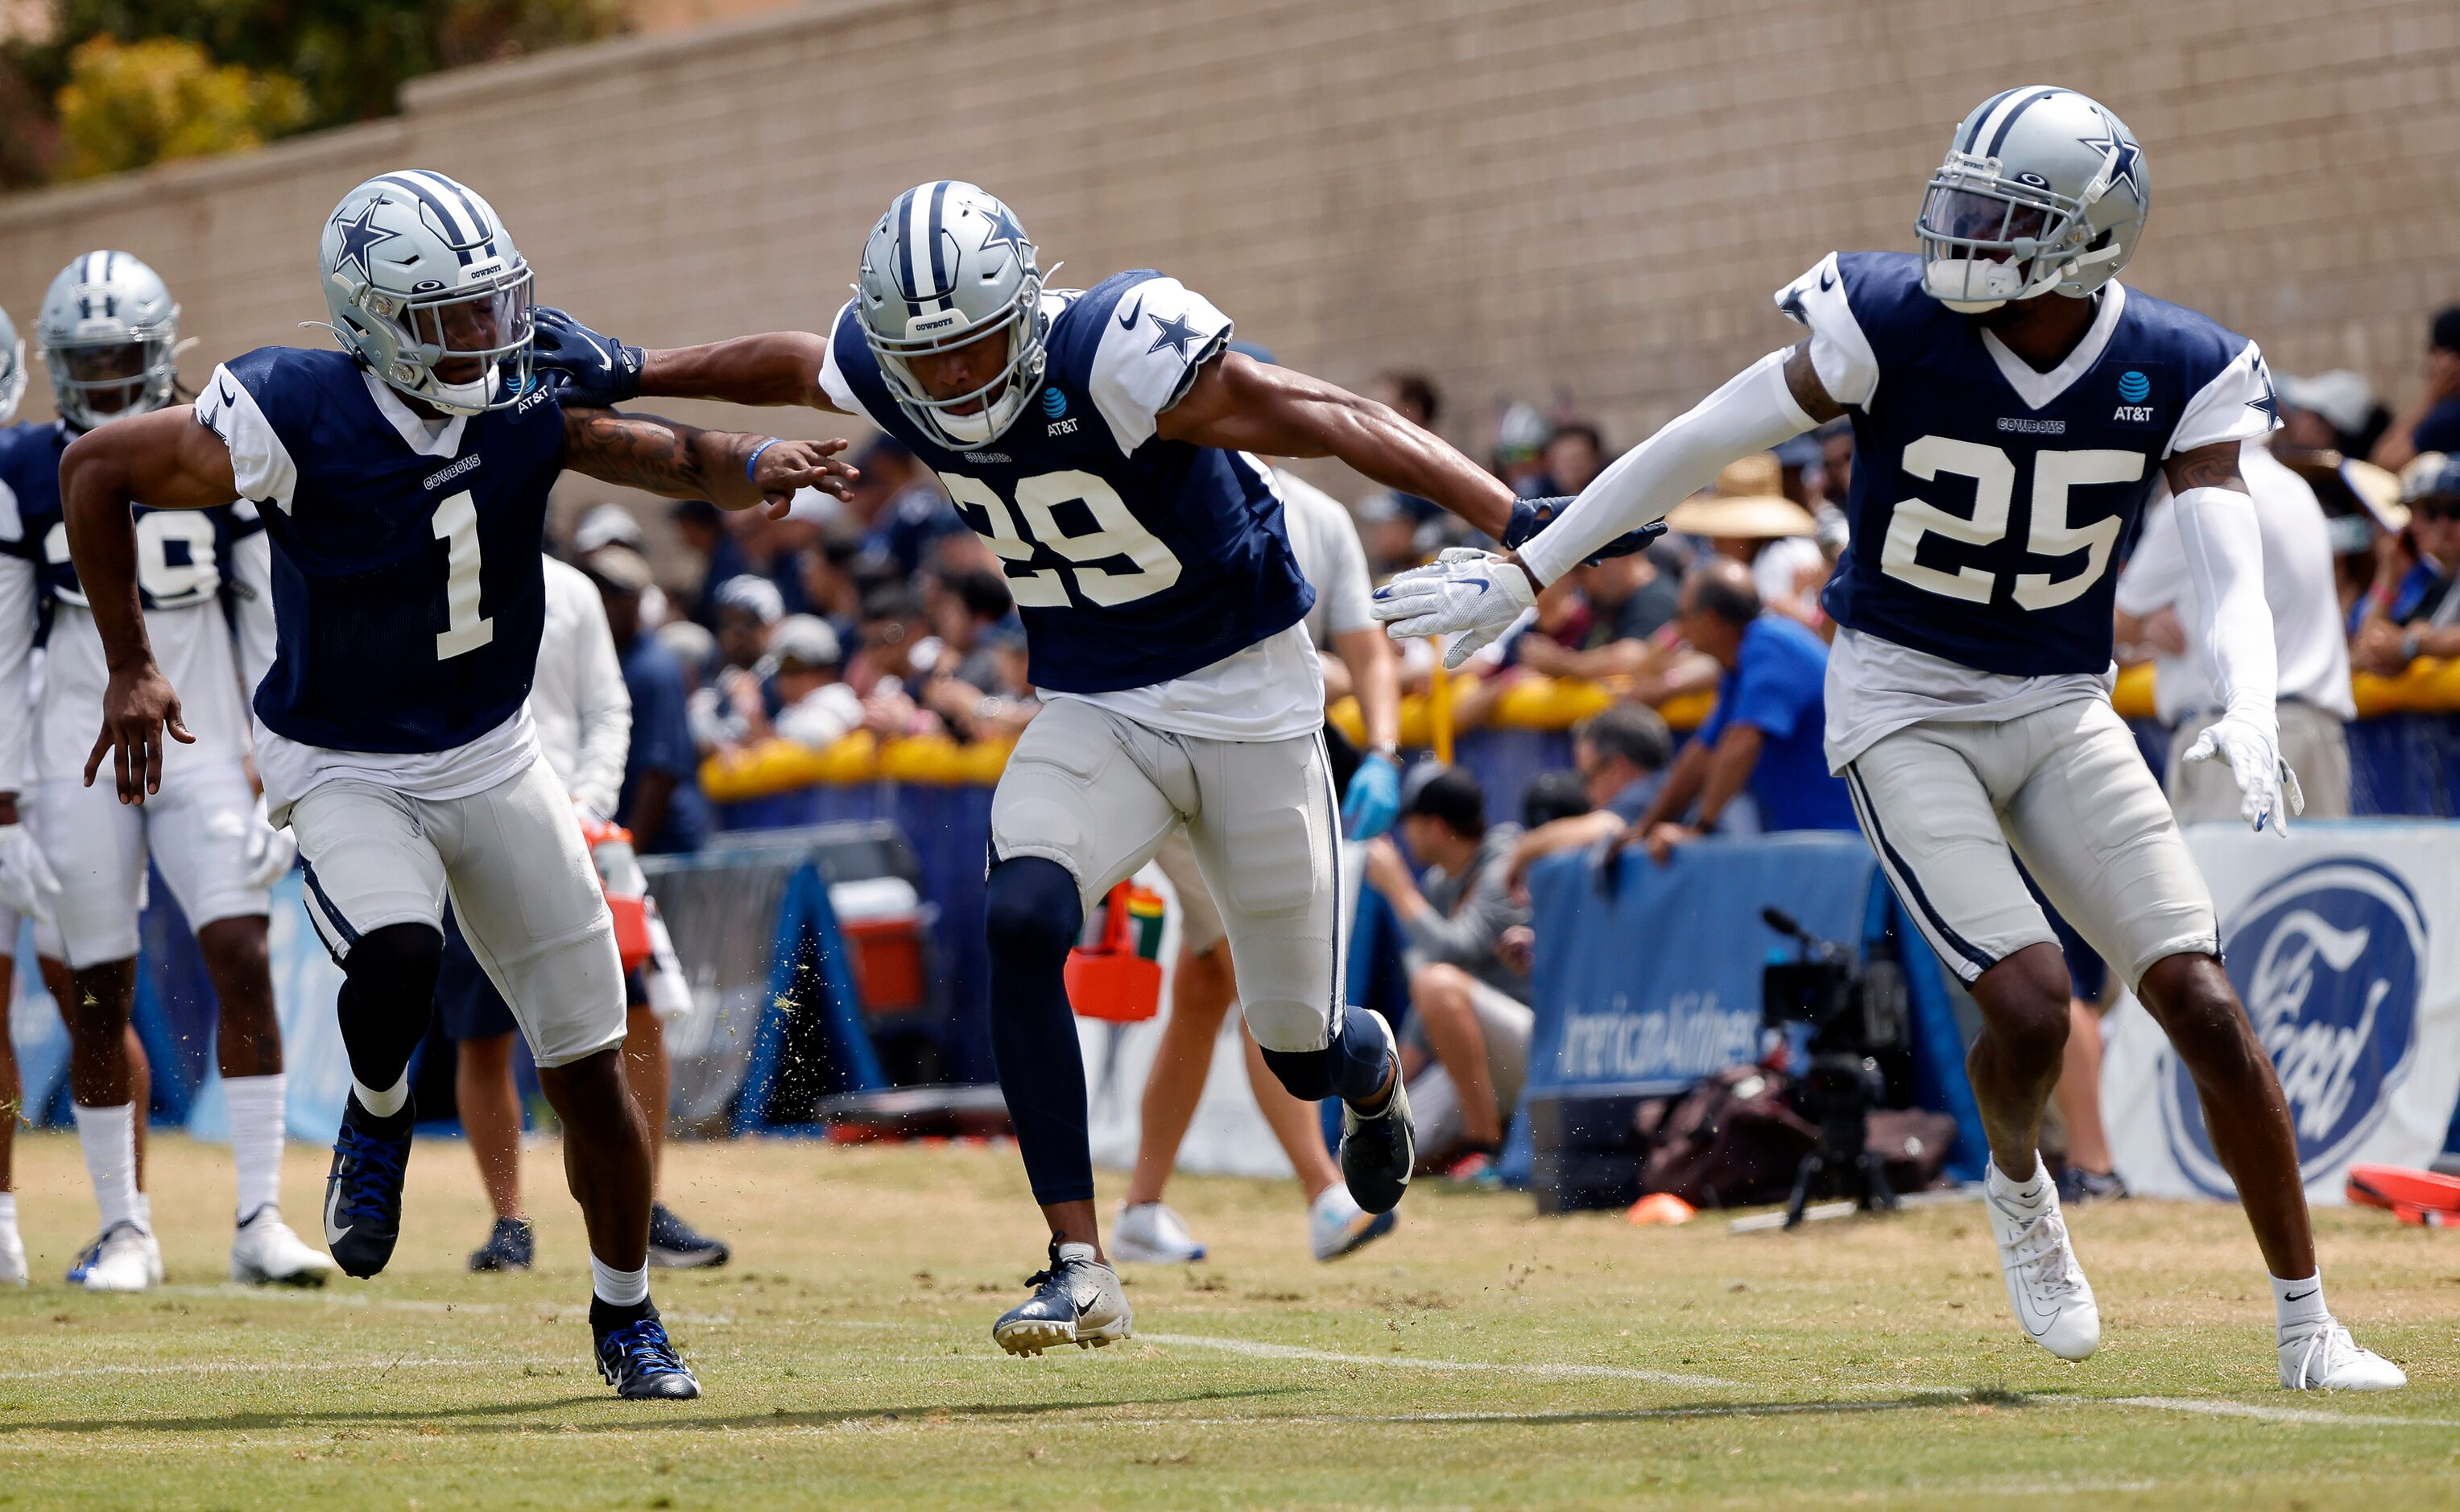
[561,405,750,501]
[1783,341,1845,423]
[2165,440,2247,494]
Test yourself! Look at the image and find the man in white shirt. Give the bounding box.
[2115,437,2356,821]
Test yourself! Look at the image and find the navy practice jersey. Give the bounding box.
[820,270,1314,694]
[198,348,566,752]
[1776,251,2276,677]
[0,419,262,618]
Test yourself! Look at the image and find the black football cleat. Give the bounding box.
[323,1092,415,1279]
[647,1204,730,1270]
[1337,1009,1415,1216]
[468,1216,535,1273]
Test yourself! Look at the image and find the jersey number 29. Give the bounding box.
[1881,438,2144,609]
[938,470,1182,609]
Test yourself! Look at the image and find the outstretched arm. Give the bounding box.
[2165,441,2296,831]
[560,405,858,517]
[1156,352,1516,539]
[61,406,241,802]
[1510,344,1831,588]
[634,333,843,411]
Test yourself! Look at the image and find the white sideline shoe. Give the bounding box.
[82,1223,155,1293]
[1110,1201,1207,1264]
[1986,1156,2098,1361]
[2280,1322,2406,1390]
[231,1207,337,1287]
[0,1217,24,1287]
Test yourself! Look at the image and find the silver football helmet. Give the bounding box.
[1916,86,2149,313]
[35,251,180,432]
[317,169,534,415]
[0,304,23,425]
[854,181,1050,448]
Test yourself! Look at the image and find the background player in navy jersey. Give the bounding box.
[527,180,1652,1355]
[58,170,856,1398]
[1375,87,2404,1391]
[0,252,334,1294]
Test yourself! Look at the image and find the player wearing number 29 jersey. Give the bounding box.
[548,180,1535,1354]
[1375,86,2402,1393]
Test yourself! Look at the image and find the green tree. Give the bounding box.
[53,35,307,181]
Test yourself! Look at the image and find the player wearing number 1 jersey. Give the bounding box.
[1375,87,2403,1390]
[526,180,1623,1356]
[60,170,857,1399]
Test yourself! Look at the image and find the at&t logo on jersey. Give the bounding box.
[1041,385,1077,436]
[2160,858,2425,1196]
[2113,369,2156,423]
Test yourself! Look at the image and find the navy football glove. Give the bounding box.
[530,307,643,408]
[1503,495,1666,565]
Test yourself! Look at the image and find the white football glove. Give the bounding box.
[0,821,62,923]
[1369,548,1538,669]
[2183,712,2305,834]
[241,796,298,888]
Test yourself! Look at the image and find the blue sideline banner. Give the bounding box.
[1523,832,1882,1097]
[2102,821,2460,1203]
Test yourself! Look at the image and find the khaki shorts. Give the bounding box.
[2167,702,2352,825]
[990,698,1343,1054]
[1843,697,2217,992]
[290,758,623,1068]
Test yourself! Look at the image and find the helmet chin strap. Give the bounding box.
[424,364,499,416]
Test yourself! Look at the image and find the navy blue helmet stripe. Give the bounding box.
[1984,88,2061,157]
[888,186,919,308]
[1959,88,2024,152]
[924,180,950,300]
[374,174,478,266]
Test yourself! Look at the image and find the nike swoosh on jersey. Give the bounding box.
[1118,295,1144,331]
[218,376,238,408]
[1819,266,1837,291]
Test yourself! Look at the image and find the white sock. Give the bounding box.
[0,1191,17,1233]
[72,1103,143,1234]
[353,1073,410,1120]
[134,1191,151,1229]
[1986,1152,2050,1206]
[590,1254,650,1308]
[2272,1273,2330,1339]
[225,1073,287,1225]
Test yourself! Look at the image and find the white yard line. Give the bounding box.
[2102,1394,2459,1430]
[0,1357,481,1382]
[1142,1331,1743,1390]
[150,1283,738,1326]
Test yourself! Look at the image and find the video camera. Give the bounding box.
[1759,907,1909,1228]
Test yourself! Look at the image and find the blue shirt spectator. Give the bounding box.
[619,632,711,854]
[1627,560,1854,864]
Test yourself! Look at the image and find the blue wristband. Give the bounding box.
[745,437,781,483]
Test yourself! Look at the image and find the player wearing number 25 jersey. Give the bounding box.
[60,169,856,1400]
[535,180,1532,1357]
[1375,86,2400,1392]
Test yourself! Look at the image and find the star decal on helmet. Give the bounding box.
[2078,128,2144,204]
[1147,309,1205,359]
[2246,360,2281,426]
[977,205,1032,266]
[331,200,402,284]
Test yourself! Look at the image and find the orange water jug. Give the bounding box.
[1065,882,1166,1022]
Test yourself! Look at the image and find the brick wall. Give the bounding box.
[2,0,2454,535]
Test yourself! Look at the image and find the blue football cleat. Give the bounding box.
[468,1216,535,1273]
[64,1233,104,1287]
[596,1313,701,1400]
[324,1092,414,1279]
[646,1204,730,1270]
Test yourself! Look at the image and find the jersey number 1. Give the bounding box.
[432,490,494,659]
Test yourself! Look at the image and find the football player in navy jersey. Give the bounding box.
[60,170,857,1399]
[527,180,1652,1355]
[1376,88,2403,1390]
[0,253,336,1295]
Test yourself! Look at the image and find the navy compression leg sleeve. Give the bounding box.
[1259,1007,1393,1105]
[983,857,1094,1205]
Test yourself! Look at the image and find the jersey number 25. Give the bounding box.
[939,469,1182,609]
[1881,437,2144,609]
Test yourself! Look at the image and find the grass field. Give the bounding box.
[0,1131,2454,1510]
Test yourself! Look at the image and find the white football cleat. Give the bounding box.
[2280,1322,2406,1391]
[1986,1157,2098,1361]
[1110,1201,1207,1265]
[231,1208,337,1287]
[82,1223,155,1293]
[1309,1183,1397,1262]
[0,1217,25,1287]
[992,1240,1133,1357]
